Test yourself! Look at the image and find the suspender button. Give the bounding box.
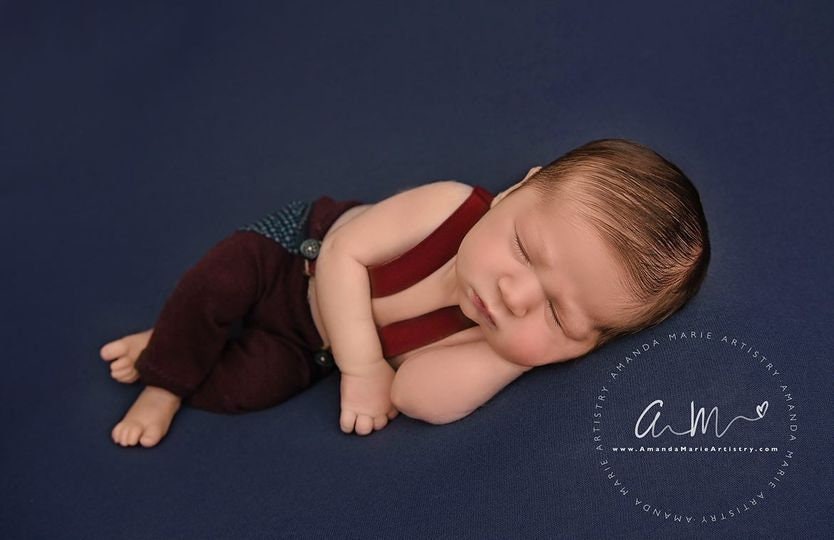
[314,349,335,368]
[299,238,321,260]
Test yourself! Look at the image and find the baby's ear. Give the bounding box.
[522,166,543,181]
[492,167,543,209]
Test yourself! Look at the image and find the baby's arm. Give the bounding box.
[315,237,393,436]
[313,181,476,434]
[390,341,533,425]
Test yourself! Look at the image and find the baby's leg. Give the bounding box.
[111,325,315,446]
[108,231,279,447]
[186,325,315,413]
[133,231,274,397]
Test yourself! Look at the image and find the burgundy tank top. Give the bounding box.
[308,185,494,358]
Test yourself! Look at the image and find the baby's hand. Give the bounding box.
[339,360,399,436]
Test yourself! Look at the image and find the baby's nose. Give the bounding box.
[497,275,538,318]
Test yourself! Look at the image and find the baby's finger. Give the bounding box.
[340,410,357,434]
[373,415,388,431]
[354,415,375,436]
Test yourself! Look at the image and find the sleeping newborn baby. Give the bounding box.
[100,138,710,446]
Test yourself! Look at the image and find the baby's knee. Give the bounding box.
[175,232,267,308]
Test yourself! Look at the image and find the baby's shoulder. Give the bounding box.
[379,179,476,232]
[321,180,475,266]
[358,179,476,232]
[387,179,474,206]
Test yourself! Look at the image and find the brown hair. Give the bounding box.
[522,138,710,350]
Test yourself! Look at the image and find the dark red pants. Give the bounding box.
[134,196,361,413]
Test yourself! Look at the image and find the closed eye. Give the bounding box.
[513,233,530,264]
[514,231,561,329]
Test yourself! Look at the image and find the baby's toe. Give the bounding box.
[100,340,128,361]
[340,410,358,434]
[125,425,143,446]
[111,357,133,370]
[111,366,136,383]
[139,426,163,448]
[118,431,131,446]
[111,423,123,444]
[112,421,135,446]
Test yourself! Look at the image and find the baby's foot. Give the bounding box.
[111,385,182,448]
[100,329,153,383]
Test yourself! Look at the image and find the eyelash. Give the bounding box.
[512,233,530,265]
[513,233,560,328]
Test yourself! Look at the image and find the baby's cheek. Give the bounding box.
[500,328,552,366]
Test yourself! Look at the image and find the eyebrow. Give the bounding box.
[517,224,596,340]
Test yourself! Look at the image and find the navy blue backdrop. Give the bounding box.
[2,1,832,538]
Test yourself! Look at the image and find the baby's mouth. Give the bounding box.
[472,290,497,328]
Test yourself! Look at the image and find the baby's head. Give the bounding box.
[456,138,710,365]
[522,138,710,350]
